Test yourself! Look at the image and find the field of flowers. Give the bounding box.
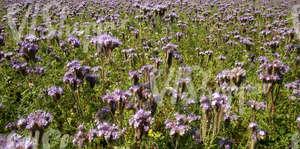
[0,0,299,148]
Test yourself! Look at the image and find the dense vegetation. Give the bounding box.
[0,0,299,148]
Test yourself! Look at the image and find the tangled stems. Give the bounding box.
[174,134,180,149]
[264,83,282,134]
[212,106,225,139]
[201,110,211,142]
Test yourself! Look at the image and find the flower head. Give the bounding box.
[44,86,63,100]
[97,122,121,141]
[91,34,120,52]
[129,109,153,132]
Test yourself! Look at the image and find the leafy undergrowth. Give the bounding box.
[0,0,299,148]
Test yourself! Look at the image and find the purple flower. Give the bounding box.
[67,36,81,48]
[165,119,190,136]
[44,86,63,100]
[91,34,121,52]
[257,130,266,140]
[63,70,82,90]
[200,96,212,111]
[95,106,110,123]
[85,73,99,88]
[258,58,289,84]
[129,109,153,132]
[97,122,121,141]
[216,67,246,90]
[26,66,45,75]
[0,35,4,46]
[150,57,162,68]
[162,43,178,52]
[73,124,87,148]
[219,137,233,149]
[141,65,153,72]
[285,80,300,101]
[224,113,239,122]
[102,94,118,104]
[187,114,201,122]
[9,59,27,74]
[212,92,228,109]
[87,129,98,142]
[249,122,258,130]
[63,60,91,89]
[164,11,178,22]
[18,41,39,62]
[13,110,53,132]
[218,56,226,60]
[165,112,200,136]
[257,56,269,64]
[23,34,39,42]
[5,122,16,130]
[59,41,68,51]
[25,110,53,131]
[17,118,27,128]
[1,133,34,149]
[246,100,266,111]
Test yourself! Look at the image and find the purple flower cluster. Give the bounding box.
[162,43,178,53]
[73,122,123,148]
[200,96,212,112]
[72,125,88,148]
[129,109,153,139]
[218,56,226,60]
[102,89,131,114]
[162,43,183,68]
[25,66,45,75]
[285,80,300,101]
[63,60,99,89]
[165,113,201,136]
[102,90,131,104]
[0,35,4,47]
[249,122,265,140]
[257,58,290,84]
[44,86,63,100]
[219,137,233,149]
[85,73,99,88]
[90,34,120,54]
[13,110,53,132]
[0,133,34,149]
[122,48,137,60]
[17,41,39,62]
[129,109,153,132]
[246,100,266,111]
[215,67,246,91]
[150,57,163,68]
[164,11,178,22]
[129,71,143,85]
[96,122,121,141]
[200,92,229,140]
[0,50,12,62]
[211,92,229,110]
[67,36,81,48]
[8,59,28,74]
[264,40,280,50]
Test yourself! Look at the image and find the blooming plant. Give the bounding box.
[0,0,299,148]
